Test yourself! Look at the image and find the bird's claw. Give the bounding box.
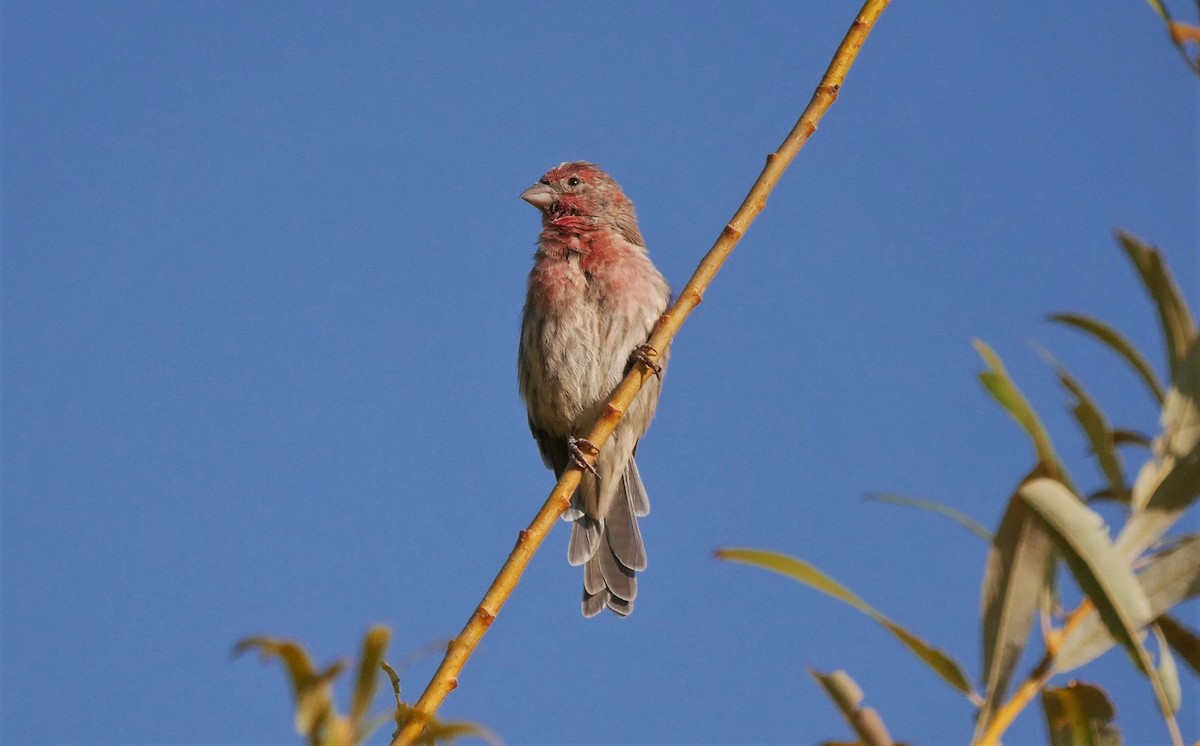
[568,437,601,479]
[631,344,663,379]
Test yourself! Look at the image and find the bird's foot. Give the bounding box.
[568,437,601,479]
[630,343,663,379]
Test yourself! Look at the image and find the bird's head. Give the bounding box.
[520,161,632,219]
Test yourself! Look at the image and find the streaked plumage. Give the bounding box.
[517,161,670,617]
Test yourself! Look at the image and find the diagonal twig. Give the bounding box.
[394,2,892,742]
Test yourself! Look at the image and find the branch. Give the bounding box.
[394,2,892,742]
[973,601,1093,746]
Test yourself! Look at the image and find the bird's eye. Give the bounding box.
[567,176,582,187]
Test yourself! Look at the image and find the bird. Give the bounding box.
[517,161,671,617]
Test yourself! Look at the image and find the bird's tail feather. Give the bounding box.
[578,457,649,617]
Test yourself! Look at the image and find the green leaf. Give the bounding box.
[1057,534,1200,672]
[1040,682,1122,746]
[1151,624,1182,714]
[1052,362,1130,504]
[865,493,991,541]
[1049,312,1165,404]
[1115,337,1200,559]
[1021,479,1151,658]
[809,669,895,746]
[1117,231,1195,377]
[1157,613,1200,678]
[974,340,1073,491]
[715,548,977,701]
[350,626,390,736]
[1022,479,1184,745]
[1138,535,1200,612]
[976,476,1055,736]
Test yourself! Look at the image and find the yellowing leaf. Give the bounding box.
[716,548,976,701]
[234,636,340,743]
[350,626,391,734]
[1057,534,1200,672]
[1021,479,1183,744]
[1157,614,1200,678]
[865,493,991,541]
[977,479,1054,736]
[1117,231,1195,377]
[1049,312,1164,404]
[974,340,1073,491]
[1053,362,1130,504]
[1151,624,1182,715]
[1021,479,1150,655]
[1116,337,1200,560]
[1041,681,1121,746]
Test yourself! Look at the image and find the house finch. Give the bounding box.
[518,162,671,617]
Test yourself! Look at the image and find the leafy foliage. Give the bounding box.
[1041,682,1121,746]
[718,234,1200,745]
[236,627,494,746]
[716,548,977,700]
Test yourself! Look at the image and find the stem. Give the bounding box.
[393,2,892,742]
[976,594,1184,746]
[974,600,1090,746]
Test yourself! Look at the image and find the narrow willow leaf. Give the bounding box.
[234,636,318,689]
[1157,614,1200,677]
[1086,488,1127,504]
[1041,682,1121,746]
[1056,534,1200,672]
[1151,624,1182,714]
[1111,429,1153,449]
[976,481,1054,735]
[297,662,344,743]
[1115,337,1200,559]
[716,548,976,699]
[810,669,894,746]
[1117,231,1195,376]
[350,626,391,733]
[235,636,340,741]
[1137,535,1200,611]
[865,493,991,541]
[1021,479,1151,657]
[1021,480,1183,745]
[1049,312,1165,404]
[1052,363,1129,504]
[974,340,1074,491]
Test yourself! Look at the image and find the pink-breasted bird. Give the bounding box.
[517,162,671,617]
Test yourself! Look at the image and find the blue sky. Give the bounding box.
[3,2,1197,744]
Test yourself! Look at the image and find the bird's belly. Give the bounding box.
[523,298,619,437]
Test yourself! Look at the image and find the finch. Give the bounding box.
[517,162,671,617]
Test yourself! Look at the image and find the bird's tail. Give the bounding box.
[566,458,650,617]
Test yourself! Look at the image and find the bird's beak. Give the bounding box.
[520,183,555,211]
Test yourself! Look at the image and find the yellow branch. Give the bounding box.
[394,2,891,742]
[974,601,1094,746]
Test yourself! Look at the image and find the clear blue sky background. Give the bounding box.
[3,2,1197,744]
